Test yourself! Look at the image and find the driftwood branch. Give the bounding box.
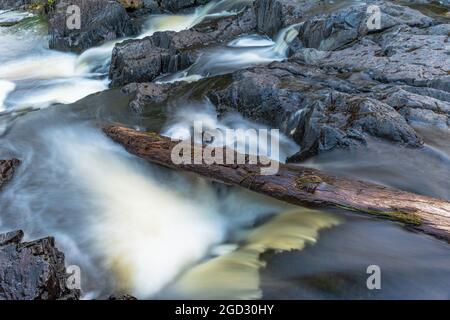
[103,125,450,242]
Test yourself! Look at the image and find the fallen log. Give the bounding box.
[103,125,450,242]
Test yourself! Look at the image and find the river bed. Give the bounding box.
[0,2,449,299]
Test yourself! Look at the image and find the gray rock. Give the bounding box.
[160,0,211,12]
[122,82,173,113]
[48,0,136,53]
[295,0,433,51]
[377,85,450,128]
[0,230,80,300]
[0,0,37,10]
[109,7,256,87]
[0,159,19,191]
[310,24,450,91]
[207,61,423,161]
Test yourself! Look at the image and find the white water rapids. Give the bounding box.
[0,1,333,299]
[0,0,295,111]
[1,1,450,300]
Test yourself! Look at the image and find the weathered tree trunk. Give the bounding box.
[103,125,450,242]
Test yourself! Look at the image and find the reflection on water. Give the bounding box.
[0,0,450,300]
[158,26,300,83]
[262,210,450,300]
[168,209,340,299]
[302,126,450,201]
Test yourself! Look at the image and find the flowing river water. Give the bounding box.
[0,1,450,299]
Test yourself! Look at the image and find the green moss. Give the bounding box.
[337,204,422,226]
[296,175,323,185]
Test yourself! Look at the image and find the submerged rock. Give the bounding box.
[0,230,80,300]
[109,7,256,87]
[0,159,19,190]
[122,82,173,113]
[48,0,136,53]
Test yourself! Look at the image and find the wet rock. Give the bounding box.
[0,230,80,300]
[122,82,173,113]
[376,85,450,128]
[288,1,448,91]
[0,0,37,10]
[254,0,324,37]
[255,0,434,39]
[0,159,19,191]
[160,0,211,12]
[116,0,164,17]
[48,0,136,53]
[295,1,433,51]
[108,294,138,300]
[109,7,256,87]
[207,61,423,161]
[301,23,450,92]
[117,0,143,9]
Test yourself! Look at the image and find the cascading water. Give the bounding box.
[1,0,450,300]
[157,25,300,83]
[161,100,299,161]
[0,0,253,111]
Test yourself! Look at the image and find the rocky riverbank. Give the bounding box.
[111,0,450,160]
[1,0,450,299]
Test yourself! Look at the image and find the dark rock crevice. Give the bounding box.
[109,6,256,87]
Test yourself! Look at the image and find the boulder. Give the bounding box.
[286,1,449,91]
[376,85,450,128]
[254,0,435,38]
[122,82,173,113]
[117,0,143,10]
[255,0,323,37]
[109,7,256,87]
[207,61,423,161]
[295,1,433,51]
[48,0,136,53]
[160,0,211,12]
[0,0,36,10]
[0,159,19,190]
[0,230,79,300]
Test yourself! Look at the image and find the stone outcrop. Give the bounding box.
[207,62,424,161]
[109,6,256,87]
[0,230,79,300]
[111,0,450,160]
[0,159,19,190]
[48,0,136,52]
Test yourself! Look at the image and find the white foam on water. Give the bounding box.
[40,125,227,297]
[0,53,89,81]
[9,78,109,109]
[0,80,15,111]
[162,101,299,162]
[0,0,249,110]
[0,10,33,24]
[169,208,341,299]
[227,34,275,47]
[157,27,299,83]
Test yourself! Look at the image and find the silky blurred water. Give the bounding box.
[0,1,449,300]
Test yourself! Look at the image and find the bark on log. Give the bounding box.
[103,125,450,242]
